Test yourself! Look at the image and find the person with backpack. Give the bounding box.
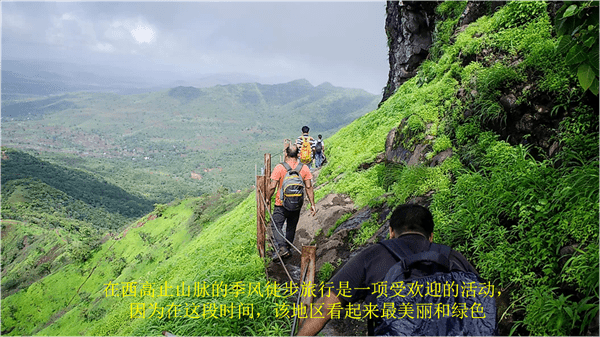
[296,126,317,169]
[314,134,325,168]
[297,204,497,336]
[266,143,317,260]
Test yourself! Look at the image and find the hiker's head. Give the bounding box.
[302,126,310,134]
[286,144,299,158]
[389,204,434,241]
[318,134,322,140]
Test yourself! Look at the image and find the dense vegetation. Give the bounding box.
[1,1,597,336]
[1,177,131,231]
[1,190,293,336]
[1,148,154,220]
[316,2,598,335]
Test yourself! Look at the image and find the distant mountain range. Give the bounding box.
[2,67,380,200]
[1,59,315,99]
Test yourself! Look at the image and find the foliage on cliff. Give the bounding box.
[316,1,598,335]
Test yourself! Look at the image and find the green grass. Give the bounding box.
[2,193,291,336]
[317,263,336,284]
[327,212,353,237]
[351,220,379,247]
[2,2,598,336]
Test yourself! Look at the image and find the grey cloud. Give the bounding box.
[2,2,388,94]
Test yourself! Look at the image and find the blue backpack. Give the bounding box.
[375,240,497,336]
[279,162,305,211]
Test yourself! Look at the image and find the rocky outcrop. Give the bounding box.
[429,148,453,167]
[293,193,355,252]
[459,1,506,26]
[383,117,456,167]
[381,1,508,105]
[384,120,415,164]
[382,1,439,104]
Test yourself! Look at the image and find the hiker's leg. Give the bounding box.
[284,209,301,250]
[315,153,323,168]
[270,206,287,249]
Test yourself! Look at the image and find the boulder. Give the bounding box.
[384,118,433,167]
[407,143,432,166]
[430,148,453,167]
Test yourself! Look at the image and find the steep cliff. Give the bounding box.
[382,1,439,103]
[297,1,598,335]
[382,1,509,104]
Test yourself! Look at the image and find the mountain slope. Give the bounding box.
[1,2,597,336]
[1,148,155,221]
[1,190,292,336]
[309,2,598,335]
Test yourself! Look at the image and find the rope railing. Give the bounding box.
[258,187,302,255]
[256,151,317,337]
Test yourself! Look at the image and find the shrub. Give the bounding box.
[318,262,336,284]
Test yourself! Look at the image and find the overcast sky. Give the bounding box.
[2,1,389,94]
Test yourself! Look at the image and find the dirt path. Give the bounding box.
[114,214,156,240]
[55,229,68,243]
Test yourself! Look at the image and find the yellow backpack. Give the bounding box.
[299,136,312,164]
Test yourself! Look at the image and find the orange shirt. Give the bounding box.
[271,161,313,206]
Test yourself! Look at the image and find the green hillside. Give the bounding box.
[1,190,291,336]
[2,80,379,201]
[1,1,598,336]
[1,148,155,221]
[1,177,131,231]
[315,2,598,335]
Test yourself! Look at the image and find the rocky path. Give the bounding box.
[266,168,373,336]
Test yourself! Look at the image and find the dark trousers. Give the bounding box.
[271,206,300,250]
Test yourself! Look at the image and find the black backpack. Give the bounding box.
[375,240,497,336]
[279,162,305,211]
[315,140,323,153]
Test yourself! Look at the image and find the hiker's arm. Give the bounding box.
[266,179,278,203]
[304,179,316,216]
[297,294,341,336]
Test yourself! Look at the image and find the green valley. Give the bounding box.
[2,80,379,202]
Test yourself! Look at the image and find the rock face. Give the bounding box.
[293,193,355,251]
[383,117,453,167]
[381,1,507,105]
[384,122,413,164]
[382,1,439,103]
[430,148,453,167]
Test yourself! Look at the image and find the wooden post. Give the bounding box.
[299,245,317,326]
[256,175,266,258]
[264,154,271,211]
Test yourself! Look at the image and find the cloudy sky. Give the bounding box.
[2,1,389,94]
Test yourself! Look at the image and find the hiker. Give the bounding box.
[296,126,317,169]
[297,204,496,336]
[314,134,325,168]
[266,144,317,260]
